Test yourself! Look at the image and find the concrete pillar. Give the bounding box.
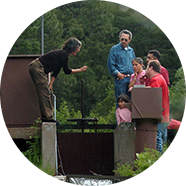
[42,122,57,174]
[114,122,135,171]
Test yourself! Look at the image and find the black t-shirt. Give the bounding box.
[39,49,72,78]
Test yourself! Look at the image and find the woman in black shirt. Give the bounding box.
[28,38,88,122]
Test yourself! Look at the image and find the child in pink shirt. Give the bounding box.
[116,94,132,126]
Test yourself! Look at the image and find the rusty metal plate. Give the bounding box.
[1,55,41,126]
[131,87,162,119]
[57,133,114,175]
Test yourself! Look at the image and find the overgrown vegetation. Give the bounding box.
[114,143,186,186]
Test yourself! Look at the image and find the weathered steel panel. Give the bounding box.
[131,87,162,119]
[1,55,41,126]
[135,119,158,153]
[57,133,114,175]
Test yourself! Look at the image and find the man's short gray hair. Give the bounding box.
[119,29,133,39]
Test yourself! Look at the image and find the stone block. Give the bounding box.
[41,122,57,174]
[114,122,135,171]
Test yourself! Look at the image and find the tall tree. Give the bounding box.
[54,1,119,115]
[0,0,39,54]
[0,0,63,55]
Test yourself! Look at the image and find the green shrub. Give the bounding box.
[114,163,135,177]
[114,143,186,185]
[22,118,42,167]
[56,101,82,124]
[134,148,161,175]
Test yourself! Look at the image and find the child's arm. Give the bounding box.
[116,108,121,126]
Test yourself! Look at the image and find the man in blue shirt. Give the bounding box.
[107,29,135,107]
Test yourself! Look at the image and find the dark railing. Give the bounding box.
[57,118,116,132]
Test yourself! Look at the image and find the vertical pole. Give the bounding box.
[81,79,85,118]
[53,94,56,121]
[41,15,51,82]
[53,94,58,175]
[41,15,44,55]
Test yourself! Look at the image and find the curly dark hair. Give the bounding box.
[62,38,82,54]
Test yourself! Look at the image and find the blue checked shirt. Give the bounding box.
[107,43,135,77]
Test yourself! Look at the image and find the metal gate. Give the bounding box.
[57,133,114,175]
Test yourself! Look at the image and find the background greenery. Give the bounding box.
[10,0,185,123]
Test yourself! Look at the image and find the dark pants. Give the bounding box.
[28,59,53,120]
[114,77,131,107]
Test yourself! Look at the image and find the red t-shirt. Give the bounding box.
[161,66,170,86]
[149,74,170,123]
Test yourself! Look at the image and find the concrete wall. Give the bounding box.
[114,123,136,171]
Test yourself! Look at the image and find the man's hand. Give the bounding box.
[140,74,146,84]
[117,72,125,80]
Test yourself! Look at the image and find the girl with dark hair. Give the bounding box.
[116,94,132,125]
[129,57,145,89]
[28,38,88,122]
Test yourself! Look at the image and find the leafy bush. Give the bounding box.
[56,101,82,124]
[56,86,116,125]
[114,163,135,177]
[134,148,162,175]
[115,148,163,179]
[169,67,186,121]
[114,143,186,185]
[22,118,42,167]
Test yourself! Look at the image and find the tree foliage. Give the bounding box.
[170,67,186,121]
[9,0,184,122]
